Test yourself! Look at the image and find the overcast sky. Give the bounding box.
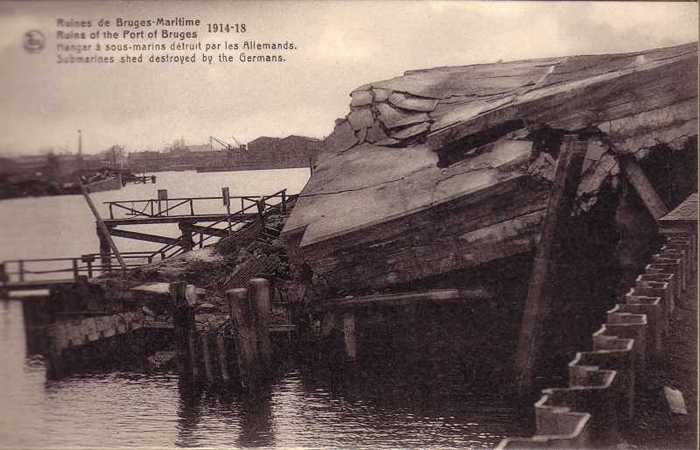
[0,1,697,156]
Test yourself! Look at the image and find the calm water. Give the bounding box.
[0,170,529,448]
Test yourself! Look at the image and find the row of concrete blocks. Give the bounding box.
[47,311,145,353]
[498,232,695,449]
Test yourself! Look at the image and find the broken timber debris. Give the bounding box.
[282,42,697,294]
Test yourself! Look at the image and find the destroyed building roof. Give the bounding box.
[283,42,698,249]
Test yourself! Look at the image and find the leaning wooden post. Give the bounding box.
[619,155,669,220]
[170,281,194,383]
[97,226,112,272]
[81,184,126,272]
[249,278,273,374]
[514,134,587,394]
[228,288,260,391]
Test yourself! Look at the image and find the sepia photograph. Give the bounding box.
[0,1,697,448]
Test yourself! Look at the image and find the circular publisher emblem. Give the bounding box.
[23,30,45,53]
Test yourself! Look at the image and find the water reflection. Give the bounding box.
[175,388,204,447]
[237,390,274,447]
[3,285,531,447]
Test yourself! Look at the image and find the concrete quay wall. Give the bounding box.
[499,231,695,449]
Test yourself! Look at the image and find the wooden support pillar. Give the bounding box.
[228,287,259,391]
[343,312,358,361]
[216,335,231,384]
[256,200,266,226]
[188,330,200,382]
[201,333,215,385]
[72,259,79,280]
[46,343,65,380]
[249,278,273,374]
[178,221,194,252]
[0,262,7,284]
[170,281,195,383]
[97,225,112,272]
[514,134,587,394]
[82,255,95,278]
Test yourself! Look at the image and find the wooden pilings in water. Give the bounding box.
[250,278,273,372]
[227,278,273,391]
[171,278,274,391]
[170,281,194,378]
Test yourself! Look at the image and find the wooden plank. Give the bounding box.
[189,224,230,238]
[372,88,391,102]
[426,53,696,151]
[103,213,257,226]
[376,103,430,129]
[302,204,547,292]
[316,288,493,311]
[619,156,669,220]
[388,92,439,112]
[514,135,588,394]
[390,122,431,140]
[350,90,373,107]
[2,279,74,291]
[348,107,374,130]
[109,228,181,246]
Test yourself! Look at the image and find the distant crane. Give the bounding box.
[209,135,247,152]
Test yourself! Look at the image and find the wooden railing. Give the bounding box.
[103,190,292,220]
[0,189,298,286]
[0,252,152,285]
[137,189,296,260]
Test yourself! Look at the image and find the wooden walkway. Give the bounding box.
[98,189,295,263]
[0,253,151,295]
[1,188,297,294]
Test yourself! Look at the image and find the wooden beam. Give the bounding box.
[620,156,669,220]
[109,228,181,246]
[514,135,588,394]
[103,213,257,226]
[189,224,229,238]
[315,287,493,311]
